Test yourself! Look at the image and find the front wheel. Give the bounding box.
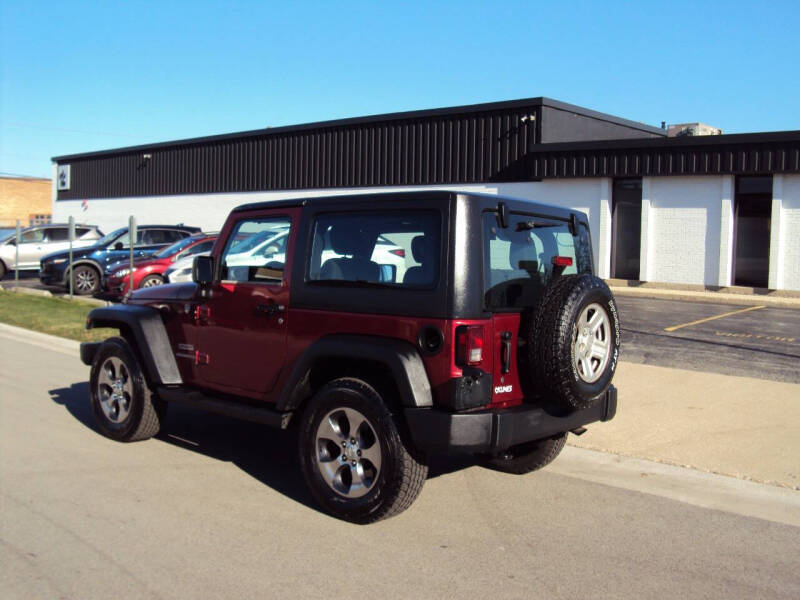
[72,265,101,295]
[139,274,164,288]
[299,377,428,523]
[89,337,166,441]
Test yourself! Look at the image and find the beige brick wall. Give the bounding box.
[0,177,52,227]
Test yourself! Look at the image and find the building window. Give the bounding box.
[29,214,52,226]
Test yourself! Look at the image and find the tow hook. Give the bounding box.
[570,427,588,436]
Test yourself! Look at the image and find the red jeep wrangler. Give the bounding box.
[80,191,620,523]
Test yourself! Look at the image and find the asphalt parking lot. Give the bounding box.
[2,335,799,600]
[616,296,800,383]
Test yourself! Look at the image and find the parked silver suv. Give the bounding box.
[0,224,103,279]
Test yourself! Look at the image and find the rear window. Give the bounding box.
[483,212,592,311]
[308,211,440,288]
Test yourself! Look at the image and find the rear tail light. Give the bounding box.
[552,255,573,267]
[389,248,406,258]
[455,325,484,366]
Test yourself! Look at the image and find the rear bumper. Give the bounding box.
[405,386,617,454]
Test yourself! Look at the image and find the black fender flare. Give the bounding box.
[81,304,182,385]
[276,334,433,412]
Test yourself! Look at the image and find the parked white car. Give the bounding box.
[163,251,209,283]
[0,224,103,279]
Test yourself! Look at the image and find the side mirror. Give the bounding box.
[193,255,214,285]
[114,242,124,250]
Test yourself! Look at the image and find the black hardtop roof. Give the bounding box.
[232,190,584,222]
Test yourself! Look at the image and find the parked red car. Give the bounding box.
[104,232,217,298]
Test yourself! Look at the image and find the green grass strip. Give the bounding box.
[0,290,116,342]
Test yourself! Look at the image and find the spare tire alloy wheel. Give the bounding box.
[573,303,612,384]
[526,274,620,413]
[73,265,99,295]
[299,377,428,523]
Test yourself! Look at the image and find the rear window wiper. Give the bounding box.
[515,220,554,231]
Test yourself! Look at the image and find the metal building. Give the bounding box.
[51,97,800,290]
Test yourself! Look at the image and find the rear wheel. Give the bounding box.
[89,337,166,441]
[0,260,6,280]
[299,377,428,523]
[72,265,101,295]
[484,433,567,474]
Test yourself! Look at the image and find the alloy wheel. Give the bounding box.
[314,407,382,498]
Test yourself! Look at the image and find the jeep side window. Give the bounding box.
[483,212,592,311]
[307,211,440,288]
[220,217,291,283]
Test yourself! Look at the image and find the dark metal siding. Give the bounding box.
[56,107,540,200]
[523,137,800,179]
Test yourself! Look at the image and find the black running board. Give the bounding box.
[157,387,292,429]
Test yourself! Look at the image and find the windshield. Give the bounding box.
[153,236,200,258]
[95,227,127,247]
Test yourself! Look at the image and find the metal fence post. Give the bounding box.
[127,216,137,301]
[14,220,20,290]
[68,216,75,301]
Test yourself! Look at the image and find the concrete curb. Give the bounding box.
[0,284,110,306]
[609,285,800,309]
[0,322,81,356]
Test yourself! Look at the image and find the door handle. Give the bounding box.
[256,303,284,316]
[500,331,512,374]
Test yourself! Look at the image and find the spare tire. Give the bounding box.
[522,274,620,412]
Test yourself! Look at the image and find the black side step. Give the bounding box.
[157,387,292,429]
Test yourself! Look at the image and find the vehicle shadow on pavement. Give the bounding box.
[49,382,95,430]
[48,384,484,511]
[156,403,319,512]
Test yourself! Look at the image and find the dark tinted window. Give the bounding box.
[185,239,215,256]
[308,211,440,288]
[144,229,186,245]
[46,228,70,241]
[483,212,592,310]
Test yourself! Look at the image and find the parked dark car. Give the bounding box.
[40,225,200,295]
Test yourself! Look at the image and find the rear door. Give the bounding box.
[195,208,299,399]
[482,211,593,407]
[15,228,48,268]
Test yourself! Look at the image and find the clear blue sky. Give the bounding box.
[1,0,798,178]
